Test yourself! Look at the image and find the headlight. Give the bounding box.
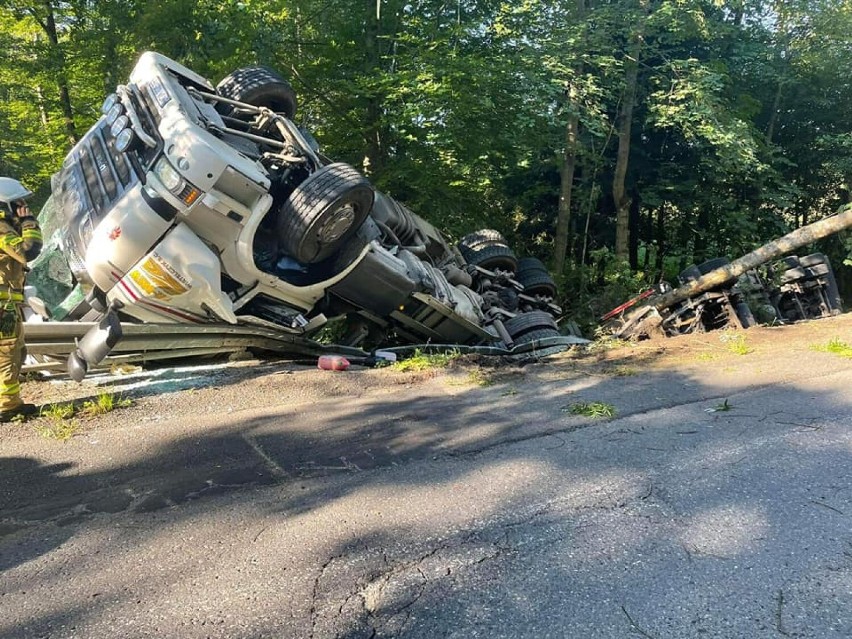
[153,157,184,192]
[114,128,137,153]
[110,115,130,138]
[105,103,124,126]
[101,93,120,115]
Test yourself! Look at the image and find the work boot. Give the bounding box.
[0,403,38,422]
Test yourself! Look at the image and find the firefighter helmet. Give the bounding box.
[0,177,33,204]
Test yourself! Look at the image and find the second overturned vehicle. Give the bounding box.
[32,52,568,376]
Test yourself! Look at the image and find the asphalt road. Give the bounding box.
[1,317,851,638]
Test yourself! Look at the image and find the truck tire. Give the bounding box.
[696,257,730,275]
[513,327,562,346]
[805,263,830,277]
[781,266,808,283]
[459,229,508,252]
[277,163,373,264]
[679,265,702,284]
[516,258,558,298]
[503,310,558,339]
[799,253,826,268]
[464,244,518,272]
[216,66,297,118]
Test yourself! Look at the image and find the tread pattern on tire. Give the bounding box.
[465,244,518,272]
[696,257,730,275]
[515,257,557,297]
[278,163,373,263]
[516,270,557,297]
[799,253,826,268]
[459,229,507,252]
[513,326,562,346]
[217,66,297,118]
[503,310,558,339]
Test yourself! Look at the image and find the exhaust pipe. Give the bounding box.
[67,309,123,381]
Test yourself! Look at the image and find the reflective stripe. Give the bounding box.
[0,233,22,248]
[0,382,20,396]
[0,291,23,302]
[21,229,42,240]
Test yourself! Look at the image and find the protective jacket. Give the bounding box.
[0,211,42,301]
[0,210,42,410]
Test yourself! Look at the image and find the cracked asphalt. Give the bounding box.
[1,314,851,638]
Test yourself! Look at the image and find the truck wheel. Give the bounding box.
[216,66,297,118]
[805,263,830,277]
[799,253,826,268]
[513,327,562,346]
[679,265,702,284]
[516,258,557,298]
[459,229,508,252]
[781,266,808,283]
[465,244,518,272]
[696,257,730,275]
[277,163,373,264]
[458,229,517,270]
[504,310,558,339]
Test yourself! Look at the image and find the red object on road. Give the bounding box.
[317,355,351,371]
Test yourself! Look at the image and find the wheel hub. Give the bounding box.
[318,204,356,243]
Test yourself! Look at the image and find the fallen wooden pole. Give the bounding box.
[653,204,852,311]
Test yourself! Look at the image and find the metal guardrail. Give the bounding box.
[22,321,589,375]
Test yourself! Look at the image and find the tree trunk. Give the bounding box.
[612,3,645,261]
[553,0,586,275]
[653,204,852,310]
[38,1,77,145]
[362,1,384,175]
[694,206,710,262]
[766,81,782,144]
[654,203,666,276]
[554,106,580,274]
[628,187,640,269]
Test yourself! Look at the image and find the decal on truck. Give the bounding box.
[129,254,190,300]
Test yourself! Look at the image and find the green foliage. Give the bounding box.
[81,391,133,417]
[562,401,617,418]
[0,0,850,310]
[810,338,852,359]
[390,348,459,372]
[719,331,753,355]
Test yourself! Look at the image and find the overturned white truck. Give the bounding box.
[34,52,568,377]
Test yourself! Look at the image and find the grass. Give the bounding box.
[562,401,617,418]
[719,332,753,355]
[390,348,460,372]
[80,391,133,416]
[610,366,638,377]
[695,352,720,362]
[705,398,733,413]
[586,337,630,353]
[33,392,132,441]
[466,369,494,387]
[34,420,80,441]
[810,337,852,359]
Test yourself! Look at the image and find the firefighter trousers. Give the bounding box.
[0,307,24,411]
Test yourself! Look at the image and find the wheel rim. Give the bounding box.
[317,203,356,243]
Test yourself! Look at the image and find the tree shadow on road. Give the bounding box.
[1,344,851,638]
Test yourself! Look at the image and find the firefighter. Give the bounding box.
[0,177,42,421]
